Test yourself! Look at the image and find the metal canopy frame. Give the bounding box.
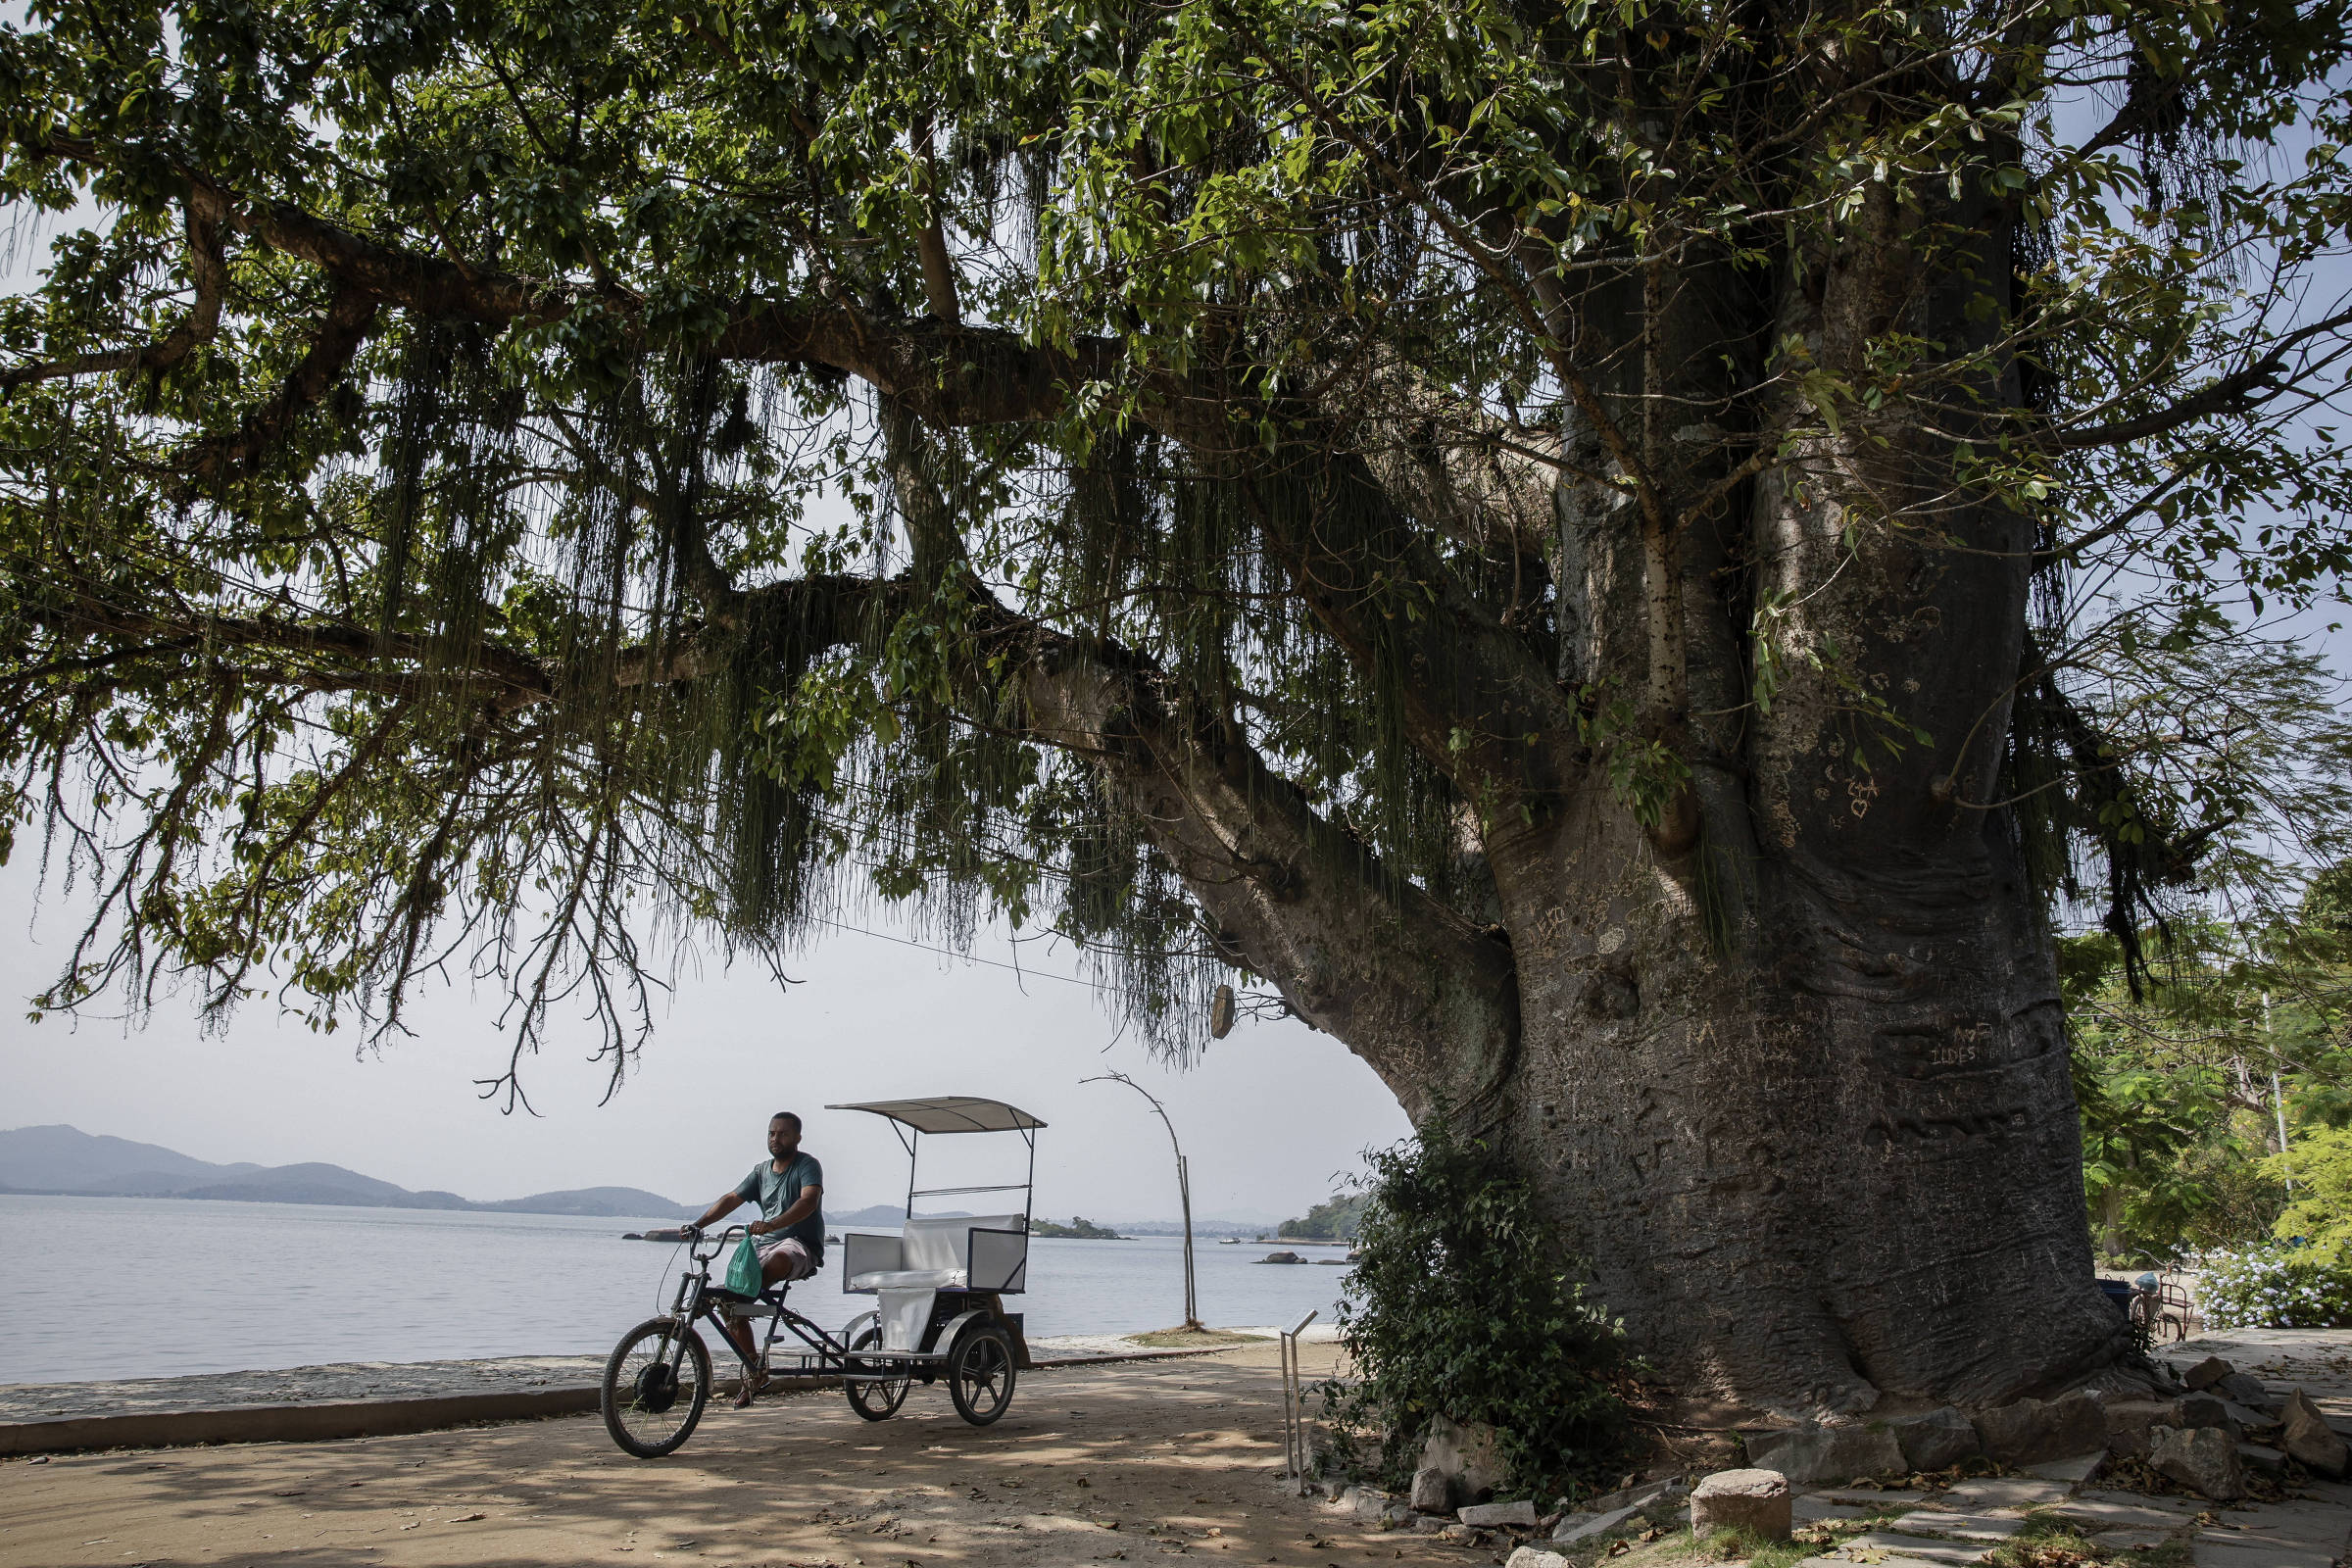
[826,1098,1041,1229]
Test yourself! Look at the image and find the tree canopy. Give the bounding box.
[4,0,2351,1104]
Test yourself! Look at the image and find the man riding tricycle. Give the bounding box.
[599,1096,1040,1458]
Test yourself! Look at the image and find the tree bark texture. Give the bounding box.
[1168,192,2121,1416]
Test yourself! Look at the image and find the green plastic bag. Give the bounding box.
[725,1233,763,1295]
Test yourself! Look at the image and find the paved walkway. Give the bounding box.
[10,1334,2352,1568]
[0,1343,1410,1568]
[0,1359,610,1424]
[1781,1472,2352,1567]
[0,1333,1346,1425]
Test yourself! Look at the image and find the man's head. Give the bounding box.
[767,1111,803,1159]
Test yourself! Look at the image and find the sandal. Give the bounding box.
[734,1370,769,1408]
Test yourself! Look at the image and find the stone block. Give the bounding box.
[1550,1506,1640,1545]
[2101,1397,2180,1458]
[1886,1406,1981,1472]
[1884,1511,2023,1542]
[2022,1452,2106,1484]
[1689,1469,1791,1543]
[1420,1415,1505,1505]
[1743,1424,1906,1484]
[1579,1479,1682,1514]
[1458,1500,1536,1529]
[2236,1443,2288,1480]
[2281,1390,2350,1479]
[1830,1530,1993,1565]
[1409,1467,1450,1514]
[2183,1356,2234,1392]
[2223,1399,2281,1434]
[2148,1424,2246,1500]
[2214,1372,2275,1409]
[1974,1391,2107,1467]
[2179,1393,2237,1436]
[1502,1549,1565,1568]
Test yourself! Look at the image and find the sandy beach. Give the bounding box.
[0,1341,1460,1568]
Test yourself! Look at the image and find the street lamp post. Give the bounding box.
[1083,1070,1202,1332]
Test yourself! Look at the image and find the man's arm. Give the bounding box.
[691,1190,749,1231]
[752,1187,821,1237]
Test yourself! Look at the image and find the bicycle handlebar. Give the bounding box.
[687,1224,750,1263]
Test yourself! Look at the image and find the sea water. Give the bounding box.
[0,1193,1352,1384]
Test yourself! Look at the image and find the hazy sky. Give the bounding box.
[0,871,1413,1222]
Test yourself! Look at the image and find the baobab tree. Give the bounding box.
[4,0,2350,1414]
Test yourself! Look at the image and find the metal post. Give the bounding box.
[1178,1154,1198,1329]
[1280,1307,1317,1493]
[1082,1071,1204,1331]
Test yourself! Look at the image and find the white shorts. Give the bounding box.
[758,1237,818,1281]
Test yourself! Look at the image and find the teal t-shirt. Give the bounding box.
[734,1152,824,1261]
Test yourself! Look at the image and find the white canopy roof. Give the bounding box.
[827,1096,1047,1134]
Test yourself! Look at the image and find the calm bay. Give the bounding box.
[0,1192,1351,1384]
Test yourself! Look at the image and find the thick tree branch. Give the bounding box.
[1242,453,1584,805]
[27,137,1580,817]
[911,117,962,324]
[180,283,381,482]
[1012,627,1520,1117]
[0,187,226,392]
[21,134,1117,425]
[2058,306,2352,449]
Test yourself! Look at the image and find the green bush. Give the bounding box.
[2271,1126,2352,1251]
[1321,1117,1627,1498]
[2196,1245,2352,1329]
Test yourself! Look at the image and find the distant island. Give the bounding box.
[1030,1215,1122,1239]
[0,1124,696,1220]
[1279,1191,1367,1241]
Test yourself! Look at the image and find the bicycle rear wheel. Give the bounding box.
[602,1316,711,1458]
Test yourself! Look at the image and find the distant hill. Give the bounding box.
[0,1125,696,1220]
[476,1186,698,1218]
[1280,1191,1369,1241]
[0,1124,263,1191]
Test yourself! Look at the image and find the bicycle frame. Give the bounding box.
[662,1228,956,1386]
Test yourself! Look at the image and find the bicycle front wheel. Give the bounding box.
[602,1316,711,1458]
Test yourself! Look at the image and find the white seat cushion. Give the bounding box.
[899,1215,1025,1274]
[850,1267,968,1291]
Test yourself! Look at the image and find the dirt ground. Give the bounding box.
[0,1343,1475,1568]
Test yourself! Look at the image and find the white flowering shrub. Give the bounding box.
[2197,1247,2352,1329]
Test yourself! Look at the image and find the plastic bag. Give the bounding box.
[725,1232,764,1295]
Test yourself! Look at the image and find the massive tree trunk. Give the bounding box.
[1147,195,2123,1418]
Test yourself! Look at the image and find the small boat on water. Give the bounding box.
[1218,1237,1240,1245]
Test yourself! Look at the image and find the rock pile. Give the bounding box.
[1327,1458,1690,1556]
[1358,1353,2343,1553]
[1730,1352,2344,1501]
